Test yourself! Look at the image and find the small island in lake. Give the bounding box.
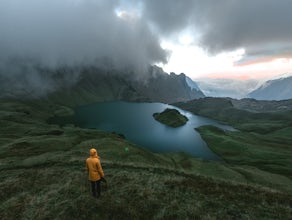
[153,108,188,128]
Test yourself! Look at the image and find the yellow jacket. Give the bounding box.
[86,148,104,181]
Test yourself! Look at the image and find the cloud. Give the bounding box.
[141,0,292,60]
[0,0,168,96]
[196,78,260,98]
[235,46,292,66]
[198,0,292,55]
[141,0,197,35]
[2,0,292,97]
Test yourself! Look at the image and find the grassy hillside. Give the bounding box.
[1,99,292,219]
[175,97,292,131]
[175,98,292,191]
[196,126,292,177]
[175,98,292,174]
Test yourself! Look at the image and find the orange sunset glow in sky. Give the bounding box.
[158,39,292,81]
[2,0,292,85]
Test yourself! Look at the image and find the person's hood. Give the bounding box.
[89,148,99,158]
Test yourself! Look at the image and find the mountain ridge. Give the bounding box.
[248,76,292,100]
[47,66,205,106]
[1,65,205,105]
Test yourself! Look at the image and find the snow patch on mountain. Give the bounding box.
[248,76,292,100]
[185,76,201,91]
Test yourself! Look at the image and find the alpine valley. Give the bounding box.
[0,66,291,219]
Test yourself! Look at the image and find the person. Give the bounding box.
[86,148,106,198]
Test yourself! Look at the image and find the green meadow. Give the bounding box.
[0,99,291,219]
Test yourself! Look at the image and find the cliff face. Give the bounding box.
[134,66,204,103]
[47,66,204,105]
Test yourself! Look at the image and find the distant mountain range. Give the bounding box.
[46,65,205,105]
[5,62,292,102]
[195,74,292,101]
[248,76,292,100]
[196,78,260,99]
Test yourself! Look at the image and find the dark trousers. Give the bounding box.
[91,180,101,198]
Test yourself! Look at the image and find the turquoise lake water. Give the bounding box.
[53,101,235,160]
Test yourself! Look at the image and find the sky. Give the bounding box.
[1,0,292,95]
[140,0,292,80]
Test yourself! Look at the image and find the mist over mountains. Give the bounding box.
[3,58,292,103]
[0,0,168,98]
[194,74,292,101]
[248,76,292,100]
[1,0,292,103]
[196,78,260,99]
[0,64,204,105]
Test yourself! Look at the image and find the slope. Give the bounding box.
[249,76,292,100]
[1,99,291,219]
[175,97,292,184]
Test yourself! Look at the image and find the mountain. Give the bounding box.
[185,76,201,91]
[196,78,260,99]
[47,66,205,105]
[135,67,204,103]
[248,76,292,100]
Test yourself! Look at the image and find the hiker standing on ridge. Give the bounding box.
[86,148,106,198]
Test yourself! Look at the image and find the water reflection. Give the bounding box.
[54,102,235,160]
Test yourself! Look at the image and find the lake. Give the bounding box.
[53,101,235,160]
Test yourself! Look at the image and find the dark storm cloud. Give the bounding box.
[141,0,197,35]
[2,0,292,97]
[0,0,167,68]
[198,0,292,55]
[0,0,168,96]
[141,0,292,58]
